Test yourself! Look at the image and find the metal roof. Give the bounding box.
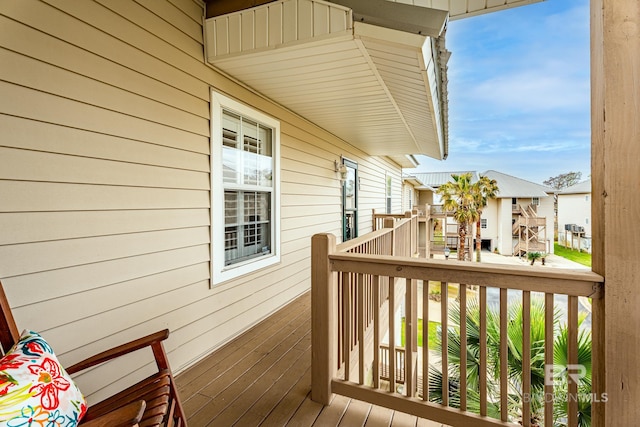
[560,179,592,195]
[412,171,478,188]
[481,170,552,198]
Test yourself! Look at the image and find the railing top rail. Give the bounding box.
[373,213,406,219]
[336,229,391,253]
[328,252,604,297]
[392,217,413,227]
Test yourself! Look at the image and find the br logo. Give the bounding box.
[545,364,587,386]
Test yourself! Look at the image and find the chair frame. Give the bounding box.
[0,280,187,427]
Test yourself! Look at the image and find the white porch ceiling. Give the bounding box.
[384,0,546,21]
[205,0,449,165]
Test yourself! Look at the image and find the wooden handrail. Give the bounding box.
[337,229,391,253]
[328,253,602,297]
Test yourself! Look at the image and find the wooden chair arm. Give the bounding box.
[80,400,146,427]
[66,329,170,375]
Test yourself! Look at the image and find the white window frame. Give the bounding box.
[481,218,488,229]
[385,173,392,214]
[532,197,540,206]
[211,91,281,285]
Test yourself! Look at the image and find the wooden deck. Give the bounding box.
[175,291,443,427]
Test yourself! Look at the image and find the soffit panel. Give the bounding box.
[384,0,545,20]
[205,0,446,160]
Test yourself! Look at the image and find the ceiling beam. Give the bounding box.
[327,0,448,37]
[204,0,277,18]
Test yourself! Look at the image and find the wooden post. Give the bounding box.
[405,211,414,257]
[372,209,377,231]
[384,217,396,256]
[591,0,640,425]
[311,233,337,405]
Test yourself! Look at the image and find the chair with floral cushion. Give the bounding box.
[0,280,187,427]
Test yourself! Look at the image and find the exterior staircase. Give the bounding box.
[513,204,547,256]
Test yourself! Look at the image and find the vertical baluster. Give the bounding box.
[544,293,554,427]
[389,277,396,392]
[500,288,508,422]
[480,286,487,416]
[373,275,380,389]
[460,283,467,411]
[405,278,415,397]
[591,285,605,427]
[523,291,531,427]
[370,276,374,325]
[423,280,429,401]
[368,275,372,325]
[568,295,579,427]
[338,273,343,367]
[441,281,449,407]
[352,273,357,349]
[343,271,351,381]
[358,273,365,385]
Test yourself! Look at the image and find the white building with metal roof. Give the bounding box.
[408,170,555,257]
[558,179,592,252]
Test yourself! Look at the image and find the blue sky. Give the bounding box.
[407,0,591,185]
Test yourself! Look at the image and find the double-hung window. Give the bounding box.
[211,92,280,285]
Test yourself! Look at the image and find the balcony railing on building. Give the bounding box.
[311,211,604,427]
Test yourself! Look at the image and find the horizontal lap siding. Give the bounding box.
[0,0,403,404]
[0,0,215,403]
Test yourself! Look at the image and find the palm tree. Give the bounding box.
[436,173,478,261]
[436,173,499,262]
[471,176,499,262]
[428,296,592,426]
[528,251,543,265]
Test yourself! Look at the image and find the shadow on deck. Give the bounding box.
[175,292,444,427]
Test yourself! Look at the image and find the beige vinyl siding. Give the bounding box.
[0,0,404,405]
[402,183,417,213]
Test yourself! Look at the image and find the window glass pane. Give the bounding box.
[222,111,240,148]
[258,125,273,187]
[222,111,241,184]
[243,119,259,185]
[224,189,272,267]
[345,166,356,210]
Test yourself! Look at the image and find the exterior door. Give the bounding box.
[342,158,358,241]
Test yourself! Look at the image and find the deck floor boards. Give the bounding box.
[175,292,446,427]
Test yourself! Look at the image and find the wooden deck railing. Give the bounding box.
[370,211,419,258]
[311,229,604,427]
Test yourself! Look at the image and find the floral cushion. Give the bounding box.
[0,330,86,426]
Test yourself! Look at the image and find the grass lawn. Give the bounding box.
[427,281,460,297]
[554,242,592,267]
[400,318,439,350]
